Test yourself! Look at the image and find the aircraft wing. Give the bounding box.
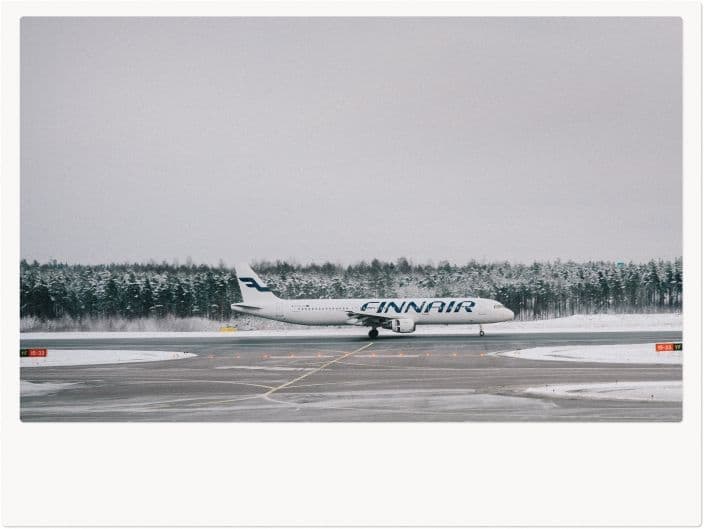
[345,311,394,327]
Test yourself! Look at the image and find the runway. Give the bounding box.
[20,331,682,421]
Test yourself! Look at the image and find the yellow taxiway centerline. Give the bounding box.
[263,342,374,398]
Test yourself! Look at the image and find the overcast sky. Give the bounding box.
[21,17,682,266]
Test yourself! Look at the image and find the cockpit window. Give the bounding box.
[494,304,504,309]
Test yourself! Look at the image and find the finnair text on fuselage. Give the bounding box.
[361,299,476,314]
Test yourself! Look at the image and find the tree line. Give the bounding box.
[20,257,682,321]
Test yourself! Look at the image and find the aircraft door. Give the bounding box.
[275,302,285,319]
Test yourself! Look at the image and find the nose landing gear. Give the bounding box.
[368,328,379,339]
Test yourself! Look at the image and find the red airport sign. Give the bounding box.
[655,343,682,352]
[20,348,47,357]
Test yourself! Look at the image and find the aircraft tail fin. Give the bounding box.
[235,263,279,305]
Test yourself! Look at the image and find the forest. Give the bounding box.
[20,258,682,323]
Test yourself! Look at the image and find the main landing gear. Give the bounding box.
[479,325,485,337]
[368,328,379,339]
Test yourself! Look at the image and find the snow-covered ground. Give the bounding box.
[497,343,682,365]
[525,381,682,402]
[20,381,78,397]
[502,341,682,403]
[20,349,196,367]
[20,313,682,340]
[495,313,681,332]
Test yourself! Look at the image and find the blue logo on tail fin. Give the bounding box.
[238,277,271,292]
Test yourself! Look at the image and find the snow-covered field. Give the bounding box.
[20,313,682,340]
[501,341,682,403]
[20,381,78,397]
[20,349,196,367]
[495,313,681,332]
[525,381,682,402]
[497,342,682,365]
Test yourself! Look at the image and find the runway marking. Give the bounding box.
[269,355,336,360]
[263,342,373,399]
[122,378,274,390]
[353,354,420,358]
[215,365,314,372]
[200,394,268,406]
[284,375,488,390]
[337,361,382,368]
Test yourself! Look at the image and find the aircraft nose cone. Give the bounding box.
[506,308,515,320]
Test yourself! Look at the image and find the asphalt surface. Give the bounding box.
[20,331,682,422]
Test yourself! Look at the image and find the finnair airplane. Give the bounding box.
[231,264,514,338]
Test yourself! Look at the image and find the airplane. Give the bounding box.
[230,263,514,338]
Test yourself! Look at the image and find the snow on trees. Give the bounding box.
[19,258,682,322]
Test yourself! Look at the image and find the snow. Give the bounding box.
[20,349,196,367]
[494,313,682,332]
[498,343,682,364]
[525,381,682,402]
[20,313,682,340]
[21,381,77,397]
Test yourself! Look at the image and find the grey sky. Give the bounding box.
[21,17,682,266]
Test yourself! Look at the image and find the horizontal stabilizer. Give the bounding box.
[230,303,262,310]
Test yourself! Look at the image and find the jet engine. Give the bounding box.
[390,318,416,333]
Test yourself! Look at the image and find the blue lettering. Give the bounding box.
[445,301,456,313]
[361,301,379,312]
[453,300,476,313]
[424,300,446,313]
[385,301,405,314]
[405,301,426,313]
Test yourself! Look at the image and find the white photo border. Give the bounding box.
[2,2,700,526]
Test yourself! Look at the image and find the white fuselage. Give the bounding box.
[232,297,514,326]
